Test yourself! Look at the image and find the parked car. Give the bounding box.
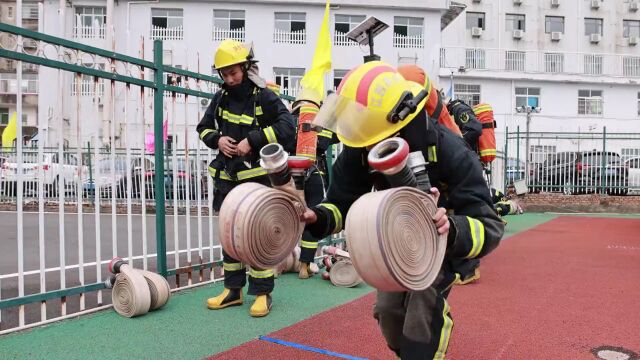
[83,156,155,199]
[529,151,628,195]
[625,157,640,193]
[1,152,86,196]
[146,158,208,200]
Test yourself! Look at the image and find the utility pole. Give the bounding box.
[515,105,541,185]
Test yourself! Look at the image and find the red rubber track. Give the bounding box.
[210,216,640,359]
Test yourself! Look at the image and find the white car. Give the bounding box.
[625,157,640,193]
[1,152,87,196]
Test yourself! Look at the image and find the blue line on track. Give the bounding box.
[258,336,369,360]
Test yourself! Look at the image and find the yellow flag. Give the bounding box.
[298,0,332,104]
[2,112,17,149]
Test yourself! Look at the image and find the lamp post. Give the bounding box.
[515,105,541,185]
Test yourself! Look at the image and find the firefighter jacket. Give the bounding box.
[306,110,504,262]
[196,78,296,181]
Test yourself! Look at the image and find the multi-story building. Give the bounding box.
[0,0,39,146]
[440,0,640,158]
[33,0,450,149]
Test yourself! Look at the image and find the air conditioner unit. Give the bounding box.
[590,33,601,43]
[513,0,522,5]
[471,27,483,37]
[512,29,524,39]
[630,36,639,46]
[590,0,600,9]
[551,31,562,41]
[551,0,560,7]
[630,1,639,12]
[200,98,210,107]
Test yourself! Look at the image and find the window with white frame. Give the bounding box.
[544,53,564,73]
[637,92,640,116]
[505,51,525,71]
[213,10,245,41]
[515,87,540,108]
[584,54,603,75]
[273,67,305,97]
[333,69,348,90]
[506,14,525,31]
[545,16,564,33]
[0,73,38,94]
[623,20,640,38]
[622,148,640,160]
[274,13,306,44]
[22,3,38,20]
[334,14,365,46]
[578,90,603,115]
[454,84,481,106]
[623,56,640,77]
[7,6,14,19]
[151,8,183,40]
[74,7,106,39]
[393,17,424,48]
[465,48,485,69]
[585,18,603,36]
[466,12,485,29]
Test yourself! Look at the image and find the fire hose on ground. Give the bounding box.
[108,257,171,318]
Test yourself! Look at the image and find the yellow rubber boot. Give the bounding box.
[249,294,272,317]
[298,262,313,279]
[206,288,243,310]
[455,268,480,286]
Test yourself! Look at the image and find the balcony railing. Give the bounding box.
[273,29,306,44]
[73,25,106,39]
[71,80,105,97]
[150,25,183,40]
[334,31,358,46]
[393,33,424,48]
[440,47,640,78]
[212,27,245,42]
[0,75,38,94]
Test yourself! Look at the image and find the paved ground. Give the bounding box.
[0,213,563,359]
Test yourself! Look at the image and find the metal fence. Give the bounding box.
[502,127,640,195]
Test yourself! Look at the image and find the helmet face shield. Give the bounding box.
[313,74,427,148]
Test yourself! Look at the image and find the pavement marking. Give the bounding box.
[259,336,368,360]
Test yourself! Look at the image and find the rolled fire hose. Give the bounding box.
[345,137,447,292]
[108,258,170,318]
[329,259,363,288]
[219,182,305,270]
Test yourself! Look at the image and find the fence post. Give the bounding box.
[601,127,606,195]
[516,126,521,179]
[153,40,167,277]
[504,126,509,191]
[87,141,93,206]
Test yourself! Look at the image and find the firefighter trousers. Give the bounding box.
[213,177,274,295]
[299,171,328,263]
[373,271,456,359]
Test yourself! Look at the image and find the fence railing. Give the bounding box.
[501,127,640,195]
[212,27,245,42]
[440,47,640,78]
[150,26,183,40]
[334,31,357,46]
[273,29,306,44]
[73,25,106,39]
[393,33,424,48]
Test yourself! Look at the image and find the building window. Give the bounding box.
[393,17,424,48]
[622,148,640,160]
[585,18,603,36]
[334,14,365,46]
[638,92,640,116]
[584,54,603,75]
[578,90,603,115]
[151,8,184,40]
[623,20,640,38]
[545,16,564,33]
[505,51,525,71]
[74,7,106,39]
[213,10,245,41]
[273,67,305,97]
[466,12,485,30]
[465,49,485,69]
[274,12,306,44]
[0,108,9,125]
[623,56,640,77]
[544,53,564,73]
[454,84,481,106]
[0,73,38,94]
[22,3,38,20]
[506,14,525,31]
[515,87,540,108]
[530,145,557,165]
[333,69,348,90]
[7,6,14,19]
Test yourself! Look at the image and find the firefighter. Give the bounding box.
[197,39,296,317]
[290,101,340,279]
[301,62,504,359]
